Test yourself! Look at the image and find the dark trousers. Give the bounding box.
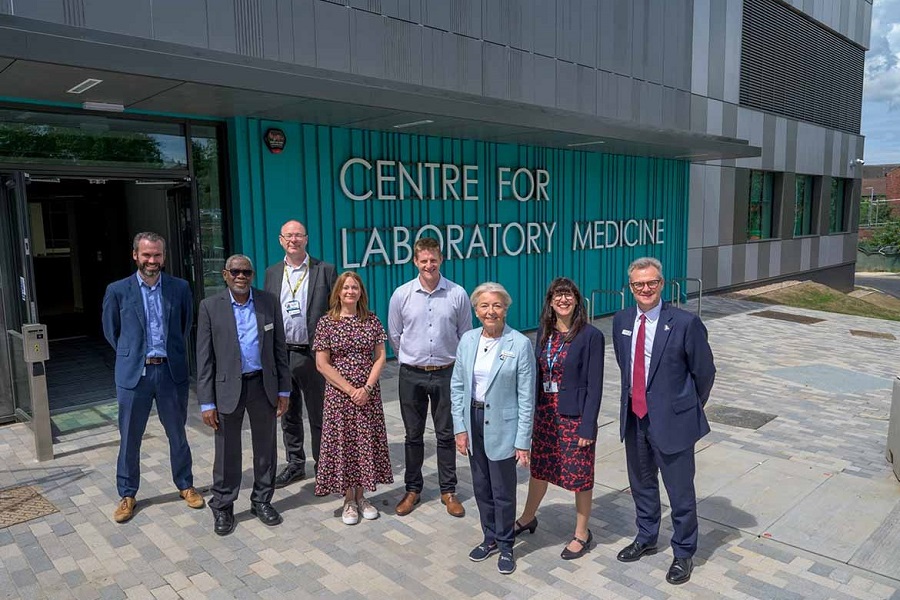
[469,406,517,552]
[209,376,277,510]
[116,363,192,498]
[398,365,456,493]
[281,348,324,467]
[624,414,698,558]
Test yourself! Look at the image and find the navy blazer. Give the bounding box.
[101,272,193,390]
[534,324,605,440]
[612,302,716,454]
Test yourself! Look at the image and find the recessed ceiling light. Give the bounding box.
[567,140,606,147]
[393,119,434,129]
[82,101,125,112]
[67,78,103,94]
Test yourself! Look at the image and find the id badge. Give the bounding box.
[542,381,558,393]
[284,300,301,316]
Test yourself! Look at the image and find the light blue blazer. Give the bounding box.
[450,325,536,461]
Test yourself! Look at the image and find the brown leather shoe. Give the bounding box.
[113,497,136,523]
[441,492,465,518]
[180,487,205,509]
[395,491,420,516]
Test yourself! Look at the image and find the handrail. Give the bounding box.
[589,288,626,320]
[668,277,703,316]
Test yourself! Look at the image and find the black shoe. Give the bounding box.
[468,542,499,562]
[212,507,235,536]
[561,530,592,560]
[513,517,538,536]
[666,557,693,585]
[274,464,306,488]
[497,551,516,575]
[616,540,657,563]
[250,502,283,526]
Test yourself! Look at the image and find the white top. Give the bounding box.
[630,302,662,389]
[280,254,311,345]
[472,334,502,402]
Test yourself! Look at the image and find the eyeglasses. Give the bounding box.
[227,269,254,278]
[630,279,662,292]
[280,233,308,240]
[553,292,574,300]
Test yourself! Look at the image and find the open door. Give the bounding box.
[0,172,38,421]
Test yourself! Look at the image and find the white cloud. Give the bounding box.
[862,0,900,162]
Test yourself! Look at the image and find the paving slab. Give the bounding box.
[765,471,900,564]
[849,490,900,578]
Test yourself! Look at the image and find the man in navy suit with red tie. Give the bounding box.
[611,257,716,585]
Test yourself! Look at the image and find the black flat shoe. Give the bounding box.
[513,517,538,536]
[274,464,306,488]
[213,508,235,536]
[250,502,283,526]
[616,540,657,562]
[666,557,693,585]
[560,530,592,560]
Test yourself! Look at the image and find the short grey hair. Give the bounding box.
[225,254,254,270]
[470,282,512,308]
[628,257,664,279]
[133,232,166,252]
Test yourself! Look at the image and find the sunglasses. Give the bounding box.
[227,269,254,278]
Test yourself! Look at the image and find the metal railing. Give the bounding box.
[667,277,703,316]
[588,288,626,321]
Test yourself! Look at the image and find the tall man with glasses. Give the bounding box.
[265,220,337,487]
[102,232,204,523]
[611,257,716,585]
[389,237,472,517]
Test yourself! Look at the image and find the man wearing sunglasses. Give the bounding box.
[196,255,291,535]
[264,220,337,487]
[611,257,716,585]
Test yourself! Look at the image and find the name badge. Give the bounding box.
[542,381,559,393]
[264,323,274,332]
[284,300,301,316]
[622,329,632,336]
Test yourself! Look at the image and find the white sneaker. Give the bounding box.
[358,496,379,520]
[342,500,359,525]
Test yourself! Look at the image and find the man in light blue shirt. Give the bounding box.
[388,237,472,518]
[196,255,291,536]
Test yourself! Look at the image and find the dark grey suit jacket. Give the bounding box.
[196,288,291,414]
[264,256,337,346]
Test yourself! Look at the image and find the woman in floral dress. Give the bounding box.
[514,277,605,560]
[313,271,393,525]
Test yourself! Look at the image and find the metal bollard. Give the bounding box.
[888,376,900,482]
[22,324,53,462]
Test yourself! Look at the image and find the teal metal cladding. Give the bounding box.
[229,117,688,332]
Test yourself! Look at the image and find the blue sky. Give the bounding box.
[862,0,900,164]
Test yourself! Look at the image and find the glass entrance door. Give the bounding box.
[0,172,38,421]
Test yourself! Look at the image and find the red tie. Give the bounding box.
[632,314,647,418]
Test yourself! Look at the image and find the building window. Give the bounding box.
[794,175,814,236]
[829,178,848,233]
[748,170,775,240]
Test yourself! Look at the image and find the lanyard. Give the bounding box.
[284,264,308,299]
[545,334,567,375]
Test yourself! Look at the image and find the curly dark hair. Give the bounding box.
[538,277,586,349]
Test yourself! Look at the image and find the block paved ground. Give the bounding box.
[2,296,900,599]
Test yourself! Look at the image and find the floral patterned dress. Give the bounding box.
[529,330,595,492]
[312,314,394,496]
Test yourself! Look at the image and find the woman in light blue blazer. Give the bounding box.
[451,282,536,575]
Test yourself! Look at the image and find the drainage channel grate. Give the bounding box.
[0,486,58,528]
[849,329,897,341]
[749,310,825,325]
[705,405,777,430]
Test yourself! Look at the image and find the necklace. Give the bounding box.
[480,335,501,353]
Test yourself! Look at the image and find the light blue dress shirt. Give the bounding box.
[136,272,166,358]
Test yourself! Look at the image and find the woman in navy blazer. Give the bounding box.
[514,277,605,560]
[451,282,535,575]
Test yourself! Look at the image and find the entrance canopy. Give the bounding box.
[0,15,759,162]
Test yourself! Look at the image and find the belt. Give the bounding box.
[471,400,485,410]
[241,370,262,380]
[286,344,310,353]
[145,357,167,365]
[404,363,454,372]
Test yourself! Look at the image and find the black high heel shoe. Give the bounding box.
[560,530,592,560]
[513,517,538,536]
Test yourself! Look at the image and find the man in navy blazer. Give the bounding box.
[101,232,203,523]
[611,257,716,585]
